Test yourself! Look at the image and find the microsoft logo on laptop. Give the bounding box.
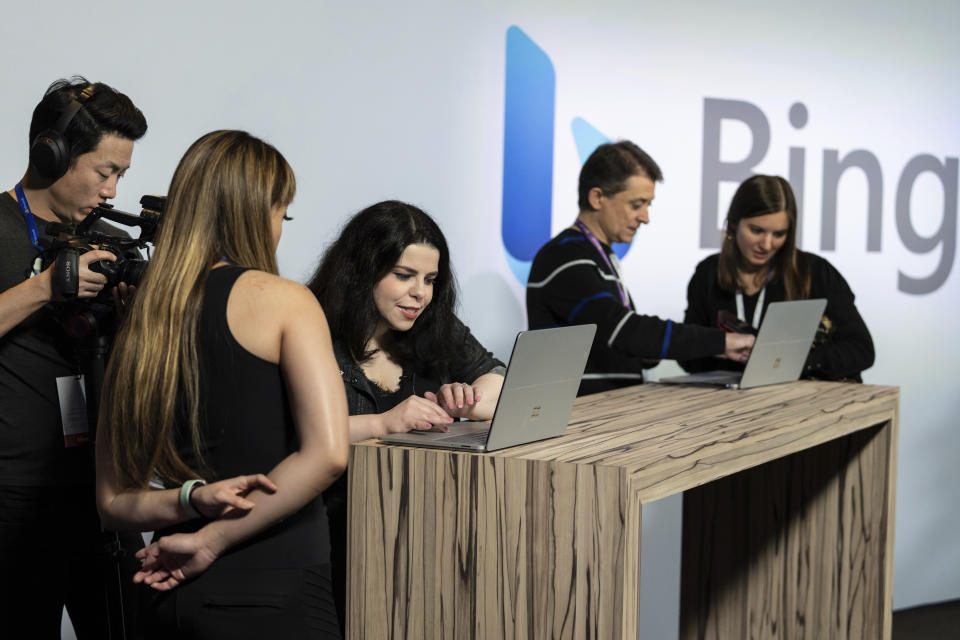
[500,26,632,285]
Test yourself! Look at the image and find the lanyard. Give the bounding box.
[735,286,766,330]
[14,183,43,251]
[574,221,632,309]
[14,183,44,275]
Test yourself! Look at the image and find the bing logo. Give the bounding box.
[499,26,958,294]
[500,26,632,286]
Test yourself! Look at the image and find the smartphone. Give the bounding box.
[717,310,757,335]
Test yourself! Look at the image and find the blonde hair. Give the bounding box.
[103,130,295,488]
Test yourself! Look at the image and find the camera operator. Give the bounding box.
[0,77,147,638]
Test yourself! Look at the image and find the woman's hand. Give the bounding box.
[112,281,138,321]
[134,528,227,591]
[190,474,278,520]
[381,395,454,433]
[425,382,481,419]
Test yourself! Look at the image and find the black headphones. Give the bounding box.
[29,84,95,181]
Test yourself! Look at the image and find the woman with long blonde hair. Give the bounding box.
[96,130,348,638]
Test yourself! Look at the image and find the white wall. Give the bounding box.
[2,2,956,634]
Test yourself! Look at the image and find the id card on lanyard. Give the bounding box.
[56,375,91,447]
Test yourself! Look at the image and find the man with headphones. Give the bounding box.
[0,77,147,638]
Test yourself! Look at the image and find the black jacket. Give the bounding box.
[681,251,874,381]
[333,316,505,416]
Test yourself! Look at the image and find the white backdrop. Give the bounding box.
[2,1,957,632]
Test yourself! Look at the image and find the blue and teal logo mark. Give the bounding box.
[501,26,631,285]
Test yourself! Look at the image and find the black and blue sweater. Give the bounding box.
[526,228,725,395]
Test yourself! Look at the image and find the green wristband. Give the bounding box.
[179,478,206,519]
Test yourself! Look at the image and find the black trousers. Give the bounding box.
[0,484,143,640]
[142,563,341,640]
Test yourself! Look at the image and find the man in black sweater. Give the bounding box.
[526,141,754,395]
[0,77,147,638]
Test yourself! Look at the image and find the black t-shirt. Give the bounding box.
[1,193,89,485]
[0,192,129,486]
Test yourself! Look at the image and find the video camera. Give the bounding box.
[41,194,164,298]
[40,195,164,339]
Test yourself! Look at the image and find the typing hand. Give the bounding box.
[426,382,482,419]
[382,395,454,433]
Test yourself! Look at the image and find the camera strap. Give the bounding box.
[14,183,43,274]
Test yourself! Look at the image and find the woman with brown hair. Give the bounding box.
[681,174,874,381]
[95,130,349,638]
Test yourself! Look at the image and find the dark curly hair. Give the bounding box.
[307,200,459,373]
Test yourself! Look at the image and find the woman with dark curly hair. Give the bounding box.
[307,200,505,630]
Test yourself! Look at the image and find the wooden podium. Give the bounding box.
[347,381,898,639]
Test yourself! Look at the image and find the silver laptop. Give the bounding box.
[379,324,596,452]
[659,299,827,389]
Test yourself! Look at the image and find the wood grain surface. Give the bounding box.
[680,420,896,639]
[348,381,898,639]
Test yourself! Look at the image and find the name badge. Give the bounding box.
[56,375,90,447]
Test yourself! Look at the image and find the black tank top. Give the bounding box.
[158,266,330,569]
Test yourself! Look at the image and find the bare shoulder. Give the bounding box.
[231,270,321,316]
[226,270,325,362]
